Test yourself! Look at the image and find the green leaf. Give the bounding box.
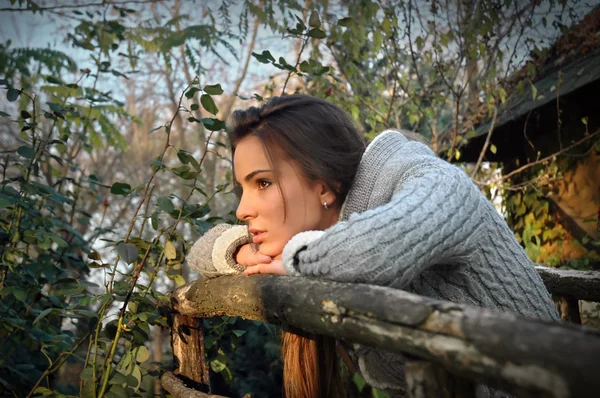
[337,17,353,26]
[210,359,227,373]
[203,84,223,95]
[157,196,174,213]
[201,94,218,115]
[581,117,588,126]
[232,330,246,337]
[110,182,132,196]
[148,125,163,134]
[352,373,366,392]
[252,50,276,64]
[117,242,139,264]
[134,345,150,363]
[113,281,129,296]
[20,110,31,119]
[50,233,68,248]
[490,144,497,154]
[46,76,64,85]
[17,146,35,159]
[201,118,226,131]
[307,28,326,39]
[80,368,94,381]
[7,88,20,102]
[177,149,197,166]
[151,159,165,172]
[308,10,321,28]
[13,288,27,302]
[499,87,507,104]
[0,111,10,117]
[33,387,54,396]
[185,87,200,99]
[294,14,307,31]
[108,371,127,385]
[0,198,12,208]
[130,364,142,389]
[190,103,199,111]
[531,82,538,100]
[108,385,127,396]
[416,36,424,50]
[382,18,391,35]
[372,387,388,398]
[151,213,160,230]
[173,274,186,286]
[111,69,128,79]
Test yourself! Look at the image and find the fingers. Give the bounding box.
[243,259,286,276]
[255,253,272,264]
[243,264,262,276]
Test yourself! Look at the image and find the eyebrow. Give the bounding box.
[242,169,272,183]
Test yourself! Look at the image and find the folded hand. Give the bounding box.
[243,259,286,276]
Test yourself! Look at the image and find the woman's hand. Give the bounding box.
[235,243,273,266]
[243,259,286,276]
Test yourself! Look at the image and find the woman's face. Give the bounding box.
[234,135,336,258]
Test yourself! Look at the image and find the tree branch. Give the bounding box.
[470,106,498,178]
[475,129,600,186]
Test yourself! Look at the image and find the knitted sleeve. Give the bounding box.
[187,224,250,278]
[281,163,484,287]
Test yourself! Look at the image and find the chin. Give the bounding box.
[259,242,284,258]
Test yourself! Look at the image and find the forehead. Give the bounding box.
[233,135,270,175]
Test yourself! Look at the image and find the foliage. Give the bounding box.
[504,156,600,270]
[0,5,235,397]
[0,0,596,397]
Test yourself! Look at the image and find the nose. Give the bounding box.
[236,191,257,221]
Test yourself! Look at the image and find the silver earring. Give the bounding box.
[323,201,328,209]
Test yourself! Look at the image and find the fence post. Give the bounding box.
[552,294,581,324]
[171,314,211,392]
[404,360,474,398]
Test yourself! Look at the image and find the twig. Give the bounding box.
[471,106,498,178]
[447,95,461,162]
[281,35,309,96]
[222,0,263,117]
[26,333,90,398]
[475,129,600,186]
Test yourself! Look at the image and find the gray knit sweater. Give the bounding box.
[188,130,560,396]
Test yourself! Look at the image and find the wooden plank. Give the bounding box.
[161,371,227,398]
[536,266,600,302]
[553,295,582,324]
[171,275,600,398]
[171,315,211,393]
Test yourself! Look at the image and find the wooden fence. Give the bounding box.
[161,266,600,398]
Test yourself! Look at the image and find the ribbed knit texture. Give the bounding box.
[282,130,559,395]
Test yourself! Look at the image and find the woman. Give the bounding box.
[188,95,559,397]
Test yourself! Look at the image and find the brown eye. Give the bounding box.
[258,180,271,190]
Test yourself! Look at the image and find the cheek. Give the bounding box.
[281,189,322,232]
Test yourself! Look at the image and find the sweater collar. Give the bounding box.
[340,130,408,220]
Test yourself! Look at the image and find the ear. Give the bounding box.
[315,181,337,207]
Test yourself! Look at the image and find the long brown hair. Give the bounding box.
[228,95,365,397]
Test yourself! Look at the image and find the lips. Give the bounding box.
[249,228,266,244]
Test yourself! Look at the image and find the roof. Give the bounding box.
[455,5,600,161]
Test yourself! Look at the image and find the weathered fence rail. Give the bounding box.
[535,266,600,324]
[163,266,600,398]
